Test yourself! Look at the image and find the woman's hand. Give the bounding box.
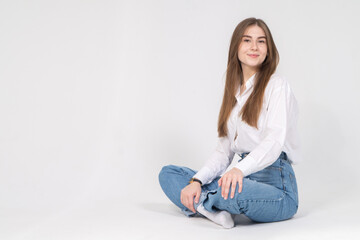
[218,168,244,200]
[180,182,201,213]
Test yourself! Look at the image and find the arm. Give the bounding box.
[218,78,292,200]
[181,136,234,212]
[193,136,235,185]
[180,124,234,213]
[235,79,291,176]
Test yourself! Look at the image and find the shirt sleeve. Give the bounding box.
[193,136,235,185]
[235,79,290,177]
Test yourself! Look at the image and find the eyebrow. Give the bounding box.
[242,35,267,39]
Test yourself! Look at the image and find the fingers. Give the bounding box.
[194,190,200,204]
[182,195,195,213]
[222,177,232,200]
[181,193,195,213]
[230,178,237,199]
[221,170,244,200]
[238,177,243,193]
[218,177,222,187]
[231,175,243,198]
[188,197,196,213]
[180,192,186,208]
[180,187,199,213]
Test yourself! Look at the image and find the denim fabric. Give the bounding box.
[158,152,299,222]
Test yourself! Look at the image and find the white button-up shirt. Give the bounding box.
[193,73,301,184]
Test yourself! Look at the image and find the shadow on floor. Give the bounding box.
[138,202,268,226]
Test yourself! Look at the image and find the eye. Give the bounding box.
[243,39,251,42]
[258,40,266,44]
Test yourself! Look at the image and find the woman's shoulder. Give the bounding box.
[268,73,288,86]
[267,73,292,92]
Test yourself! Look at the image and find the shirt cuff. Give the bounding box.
[234,155,256,177]
[192,167,210,185]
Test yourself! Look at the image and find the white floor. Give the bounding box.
[1,192,360,240]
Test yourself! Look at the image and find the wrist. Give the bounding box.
[189,178,202,186]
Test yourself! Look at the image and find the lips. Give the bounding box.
[248,54,259,58]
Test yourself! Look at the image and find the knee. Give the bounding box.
[158,165,179,185]
[282,198,298,221]
[289,201,299,218]
[245,198,298,223]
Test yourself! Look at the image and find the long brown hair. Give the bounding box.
[218,18,279,137]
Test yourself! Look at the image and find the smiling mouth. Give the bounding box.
[248,54,259,58]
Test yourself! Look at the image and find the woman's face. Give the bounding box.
[237,25,268,73]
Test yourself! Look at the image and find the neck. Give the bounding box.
[241,66,258,85]
[243,71,256,84]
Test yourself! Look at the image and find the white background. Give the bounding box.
[1,0,360,239]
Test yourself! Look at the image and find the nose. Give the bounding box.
[251,41,258,50]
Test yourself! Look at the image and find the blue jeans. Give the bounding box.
[158,152,299,223]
